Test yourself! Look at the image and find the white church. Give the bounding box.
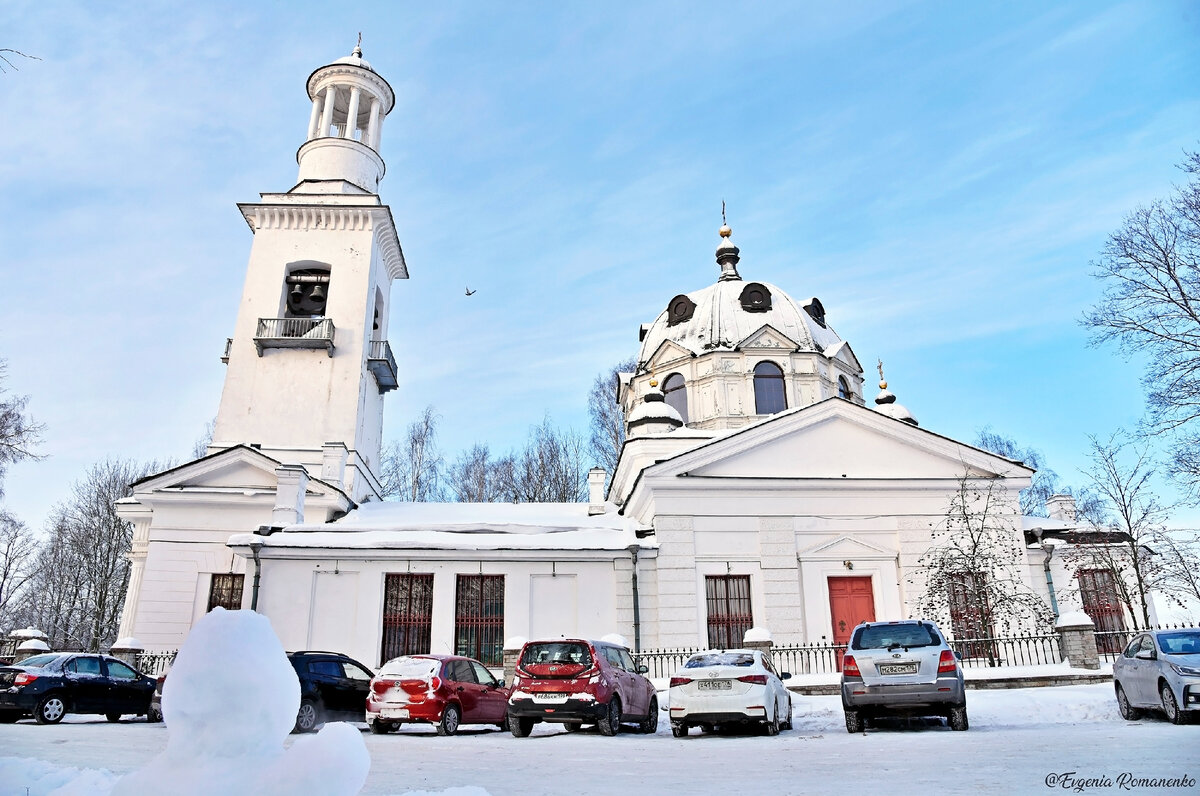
[116,46,1120,669]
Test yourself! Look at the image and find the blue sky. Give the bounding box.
[2,1,1198,530]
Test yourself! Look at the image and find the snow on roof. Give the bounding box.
[229,500,653,552]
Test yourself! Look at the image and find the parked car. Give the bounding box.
[840,619,967,732]
[1113,628,1200,725]
[147,671,166,723]
[366,654,512,735]
[668,649,792,737]
[287,650,375,733]
[507,638,658,737]
[0,652,156,724]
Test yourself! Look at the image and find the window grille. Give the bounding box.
[948,571,996,660]
[207,574,244,612]
[381,573,434,665]
[455,574,505,666]
[1078,568,1127,653]
[705,575,753,649]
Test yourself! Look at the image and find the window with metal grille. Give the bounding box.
[455,574,505,666]
[381,573,434,666]
[1078,568,1128,653]
[207,574,244,612]
[947,571,995,659]
[705,575,753,649]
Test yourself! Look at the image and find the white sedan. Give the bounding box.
[667,649,793,737]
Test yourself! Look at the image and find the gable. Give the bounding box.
[823,340,862,372]
[800,535,896,559]
[736,324,799,351]
[650,402,1029,482]
[644,339,694,371]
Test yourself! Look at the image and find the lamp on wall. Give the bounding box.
[843,560,854,570]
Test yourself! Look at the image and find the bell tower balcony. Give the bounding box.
[367,339,398,392]
[253,317,336,356]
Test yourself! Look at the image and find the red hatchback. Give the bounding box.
[366,654,511,735]
[507,638,659,737]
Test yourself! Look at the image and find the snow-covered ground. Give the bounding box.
[2,683,1196,796]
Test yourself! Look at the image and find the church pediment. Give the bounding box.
[736,324,799,351]
[130,445,345,499]
[646,400,1030,482]
[644,339,694,371]
[799,535,895,559]
[823,340,863,372]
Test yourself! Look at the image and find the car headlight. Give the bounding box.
[1170,663,1200,677]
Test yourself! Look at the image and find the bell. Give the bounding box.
[310,284,325,301]
[290,283,303,298]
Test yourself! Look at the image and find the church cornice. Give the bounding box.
[237,202,408,280]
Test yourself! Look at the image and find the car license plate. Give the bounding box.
[697,680,731,691]
[878,663,918,675]
[381,707,409,719]
[533,692,569,703]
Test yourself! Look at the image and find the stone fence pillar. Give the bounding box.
[1055,612,1099,670]
[742,627,775,661]
[109,637,145,667]
[503,636,527,687]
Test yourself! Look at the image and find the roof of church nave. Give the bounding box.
[636,222,852,367]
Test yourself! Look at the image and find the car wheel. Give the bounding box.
[436,704,461,736]
[146,705,163,723]
[765,708,781,736]
[368,719,392,734]
[1116,685,1141,721]
[844,708,863,734]
[106,713,122,723]
[638,696,659,734]
[784,698,793,730]
[948,704,969,731]
[597,696,622,737]
[563,721,583,733]
[671,722,688,738]
[35,695,66,725]
[293,699,319,734]
[508,713,534,738]
[1160,682,1186,725]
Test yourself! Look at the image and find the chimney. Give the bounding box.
[1046,494,1077,523]
[272,464,309,526]
[588,467,607,515]
[321,442,349,488]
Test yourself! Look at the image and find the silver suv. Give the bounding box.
[840,619,967,732]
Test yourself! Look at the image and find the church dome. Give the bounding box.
[637,226,849,364]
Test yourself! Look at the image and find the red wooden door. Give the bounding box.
[829,576,876,646]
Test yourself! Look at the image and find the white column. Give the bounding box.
[320,85,337,138]
[366,97,381,149]
[345,86,362,140]
[306,95,323,141]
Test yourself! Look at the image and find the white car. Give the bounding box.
[668,649,793,737]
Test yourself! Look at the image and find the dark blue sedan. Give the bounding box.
[0,652,156,724]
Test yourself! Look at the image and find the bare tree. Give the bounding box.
[974,428,1059,516]
[380,406,444,501]
[0,49,41,73]
[191,418,215,460]
[0,510,38,622]
[497,416,588,503]
[0,359,44,500]
[445,443,508,502]
[1083,150,1200,494]
[588,357,636,481]
[912,474,1052,661]
[1151,530,1200,613]
[18,458,164,650]
[1060,431,1173,629]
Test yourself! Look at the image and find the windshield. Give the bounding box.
[852,623,939,650]
[684,652,755,668]
[1157,631,1200,655]
[378,657,440,679]
[520,642,592,667]
[14,654,60,668]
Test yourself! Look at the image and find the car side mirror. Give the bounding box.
[780,672,792,681]
[636,664,649,675]
[1135,649,1156,661]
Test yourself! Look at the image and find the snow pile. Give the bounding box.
[1055,611,1094,628]
[743,627,772,643]
[0,756,118,796]
[110,608,369,796]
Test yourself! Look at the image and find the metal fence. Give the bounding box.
[1094,623,1193,663]
[947,632,1062,668]
[134,650,178,677]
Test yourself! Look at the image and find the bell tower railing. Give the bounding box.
[254,317,335,356]
[367,339,398,392]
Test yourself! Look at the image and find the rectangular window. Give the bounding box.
[705,575,753,649]
[381,573,434,666]
[207,574,244,612]
[455,574,505,666]
[947,571,995,659]
[1078,568,1127,653]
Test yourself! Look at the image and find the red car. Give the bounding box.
[365,654,511,735]
[507,638,659,737]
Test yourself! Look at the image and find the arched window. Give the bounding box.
[838,376,850,400]
[285,266,331,317]
[662,373,688,423]
[753,362,786,415]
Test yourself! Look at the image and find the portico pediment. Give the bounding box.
[644,339,694,371]
[130,445,345,500]
[737,324,799,351]
[823,340,863,372]
[800,535,895,560]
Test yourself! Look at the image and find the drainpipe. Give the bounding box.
[626,544,641,652]
[1034,529,1059,620]
[248,537,264,612]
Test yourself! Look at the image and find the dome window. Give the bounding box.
[667,295,696,326]
[753,361,787,415]
[803,298,826,328]
[739,282,772,313]
[662,373,689,423]
[838,375,851,400]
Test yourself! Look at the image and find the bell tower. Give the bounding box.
[210,41,407,502]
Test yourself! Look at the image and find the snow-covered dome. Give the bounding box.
[873,364,918,426]
[637,226,849,363]
[627,388,684,437]
[330,41,374,72]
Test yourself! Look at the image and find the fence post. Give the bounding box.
[1055,612,1099,670]
[742,627,774,662]
[109,636,145,667]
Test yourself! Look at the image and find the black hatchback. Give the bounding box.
[0,652,156,724]
[288,650,375,733]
